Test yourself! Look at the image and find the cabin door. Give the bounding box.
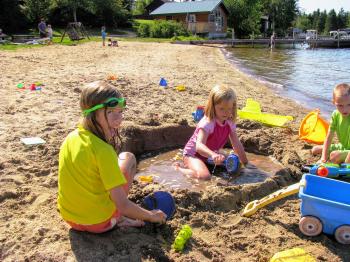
[215,17,223,32]
[188,14,196,34]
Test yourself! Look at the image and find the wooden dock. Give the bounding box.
[175,37,350,48]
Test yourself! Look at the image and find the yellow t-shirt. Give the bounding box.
[57,126,127,225]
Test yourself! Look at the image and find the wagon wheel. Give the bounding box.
[335,225,350,244]
[299,216,323,236]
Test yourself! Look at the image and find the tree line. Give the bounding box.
[223,0,350,37]
[295,8,350,34]
[1,0,349,36]
[0,0,133,33]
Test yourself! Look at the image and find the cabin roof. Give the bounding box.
[150,0,228,15]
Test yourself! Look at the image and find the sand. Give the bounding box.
[0,41,348,261]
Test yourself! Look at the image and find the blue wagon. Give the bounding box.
[299,174,350,244]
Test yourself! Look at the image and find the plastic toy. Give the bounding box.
[207,153,240,175]
[107,74,117,80]
[172,225,192,252]
[299,173,350,244]
[192,106,204,122]
[29,84,42,91]
[302,162,350,178]
[242,182,301,217]
[299,110,329,144]
[159,77,167,87]
[270,248,315,262]
[139,175,153,183]
[21,137,46,146]
[175,85,186,91]
[238,98,293,127]
[17,83,25,89]
[143,191,176,220]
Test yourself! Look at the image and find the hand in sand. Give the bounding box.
[211,153,225,165]
[149,209,167,224]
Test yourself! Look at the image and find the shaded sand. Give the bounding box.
[0,41,348,261]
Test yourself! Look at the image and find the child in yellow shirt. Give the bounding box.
[57,81,166,233]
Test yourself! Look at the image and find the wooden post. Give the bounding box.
[337,29,340,48]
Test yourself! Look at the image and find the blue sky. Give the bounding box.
[298,0,350,14]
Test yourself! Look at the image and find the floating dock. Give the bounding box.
[175,38,350,48]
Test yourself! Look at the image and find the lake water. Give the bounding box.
[224,46,350,118]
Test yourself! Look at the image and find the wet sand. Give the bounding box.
[0,41,348,261]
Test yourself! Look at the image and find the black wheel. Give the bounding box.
[335,225,350,244]
[299,216,323,237]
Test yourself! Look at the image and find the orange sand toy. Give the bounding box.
[299,110,329,145]
[107,74,118,80]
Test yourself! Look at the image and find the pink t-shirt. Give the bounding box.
[183,116,236,160]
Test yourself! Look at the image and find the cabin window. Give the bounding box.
[209,14,215,22]
[188,14,196,23]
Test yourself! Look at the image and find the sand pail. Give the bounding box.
[299,110,329,145]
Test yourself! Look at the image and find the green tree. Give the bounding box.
[133,0,152,15]
[224,0,263,37]
[262,0,298,35]
[90,0,132,27]
[0,0,28,32]
[337,8,347,29]
[324,9,338,32]
[53,0,93,22]
[318,10,327,34]
[294,13,310,31]
[22,0,53,23]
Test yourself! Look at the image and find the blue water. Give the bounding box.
[224,46,350,117]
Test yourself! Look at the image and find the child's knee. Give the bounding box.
[311,145,322,155]
[195,171,211,180]
[329,151,343,164]
[119,152,136,174]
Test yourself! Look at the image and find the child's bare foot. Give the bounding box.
[116,216,145,228]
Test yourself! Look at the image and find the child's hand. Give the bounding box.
[149,209,167,224]
[211,153,225,165]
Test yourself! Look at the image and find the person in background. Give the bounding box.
[101,26,107,46]
[38,19,47,38]
[270,32,276,49]
[47,24,53,44]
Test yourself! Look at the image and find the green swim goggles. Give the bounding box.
[83,97,126,116]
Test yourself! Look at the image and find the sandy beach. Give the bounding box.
[0,41,348,261]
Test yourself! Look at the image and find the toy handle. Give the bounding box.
[301,165,312,172]
[207,157,226,165]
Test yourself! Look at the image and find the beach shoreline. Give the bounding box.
[0,41,348,261]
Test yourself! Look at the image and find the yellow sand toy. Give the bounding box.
[299,110,329,145]
[139,175,154,183]
[175,85,186,91]
[242,181,305,217]
[270,248,315,262]
[238,99,293,127]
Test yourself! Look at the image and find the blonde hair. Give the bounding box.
[80,81,123,150]
[333,83,350,102]
[204,84,237,122]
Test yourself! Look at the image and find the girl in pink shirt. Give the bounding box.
[177,85,248,179]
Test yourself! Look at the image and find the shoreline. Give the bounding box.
[0,41,348,261]
[221,46,335,118]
